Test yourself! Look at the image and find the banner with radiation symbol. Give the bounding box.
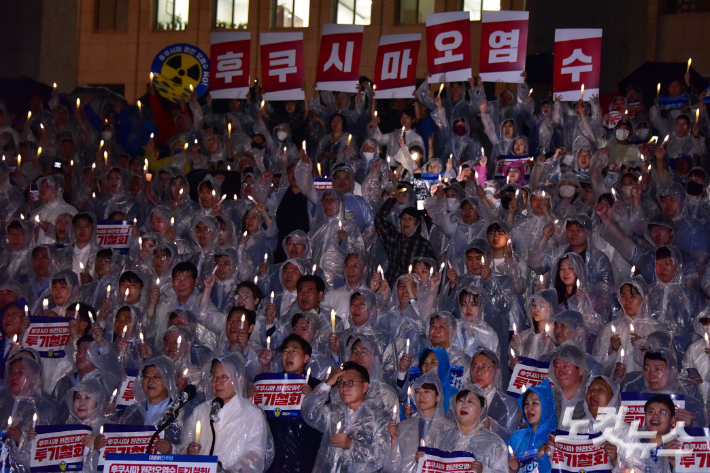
[151,43,210,103]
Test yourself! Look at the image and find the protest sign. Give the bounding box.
[551,430,611,473]
[507,356,549,398]
[96,220,131,254]
[209,32,251,99]
[373,34,421,98]
[316,24,364,92]
[494,156,534,183]
[250,373,305,418]
[116,369,139,410]
[150,44,210,103]
[104,454,218,473]
[97,425,161,471]
[260,32,304,101]
[620,392,684,428]
[22,316,71,358]
[479,10,528,83]
[415,447,475,473]
[553,29,602,101]
[426,12,472,83]
[30,425,91,473]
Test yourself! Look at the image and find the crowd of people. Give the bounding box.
[0,65,709,473]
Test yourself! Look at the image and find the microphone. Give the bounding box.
[145,385,198,453]
[209,397,224,456]
[209,397,224,421]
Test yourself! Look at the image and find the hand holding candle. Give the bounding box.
[195,420,201,443]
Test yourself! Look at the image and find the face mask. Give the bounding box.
[276,131,288,141]
[454,125,467,137]
[363,151,375,160]
[559,185,576,198]
[615,129,630,141]
[446,198,458,211]
[687,180,704,196]
[636,128,650,140]
[622,185,633,199]
[101,131,112,140]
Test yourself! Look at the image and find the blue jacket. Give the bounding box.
[408,347,459,414]
[507,379,556,473]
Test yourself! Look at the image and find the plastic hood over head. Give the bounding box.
[65,377,106,428]
[133,355,180,406]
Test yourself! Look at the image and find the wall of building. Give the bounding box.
[655,11,710,77]
[76,0,524,102]
[0,0,44,79]
[40,0,79,90]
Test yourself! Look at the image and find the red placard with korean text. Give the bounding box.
[209,31,251,99]
[316,24,364,92]
[553,29,603,101]
[479,10,528,83]
[373,34,421,99]
[426,11,472,84]
[260,32,305,101]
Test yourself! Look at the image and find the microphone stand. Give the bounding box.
[146,400,188,454]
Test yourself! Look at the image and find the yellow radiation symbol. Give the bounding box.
[274,408,281,417]
[59,461,67,471]
[154,52,203,103]
[48,349,54,358]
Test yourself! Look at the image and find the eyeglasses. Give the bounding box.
[336,380,365,388]
[210,374,231,384]
[471,364,492,372]
[142,375,163,383]
[646,408,669,417]
[234,292,253,301]
[350,349,371,357]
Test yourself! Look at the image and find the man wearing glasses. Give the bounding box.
[303,361,390,473]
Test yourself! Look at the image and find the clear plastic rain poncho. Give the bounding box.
[547,344,590,429]
[120,356,184,445]
[260,230,312,296]
[0,162,25,219]
[186,215,220,279]
[509,186,556,262]
[656,181,710,263]
[646,245,704,362]
[469,347,520,442]
[377,274,428,361]
[402,348,460,414]
[548,252,605,341]
[552,97,601,154]
[95,167,141,222]
[592,276,670,377]
[308,188,365,290]
[485,220,529,296]
[239,205,278,274]
[430,109,483,167]
[0,218,33,283]
[428,311,471,374]
[179,352,274,472]
[506,379,556,473]
[76,248,126,311]
[0,350,60,434]
[681,304,710,403]
[302,369,391,473]
[431,383,508,473]
[32,270,81,319]
[384,372,455,473]
[340,289,397,386]
[511,288,558,361]
[205,248,242,312]
[64,377,107,434]
[343,335,399,413]
[454,285,501,358]
[622,347,707,427]
[550,171,592,220]
[103,305,143,370]
[154,326,202,381]
[32,174,78,245]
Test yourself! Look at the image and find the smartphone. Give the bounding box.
[53,160,63,169]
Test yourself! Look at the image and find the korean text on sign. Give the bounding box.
[260,32,304,101]
[116,369,139,410]
[373,34,421,99]
[479,10,529,83]
[104,454,218,473]
[30,424,91,473]
[415,447,474,473]
[96,220,131,253]
[507,356,549,398]
[97,424,161,471]
[22,316,71,358]
[316,24,364,92]
[209,31,251,99]
[250,373,306,418]
[676,427,710,473]
[551,430,611,473]
[425,11,472,83]
[553,29,603,101]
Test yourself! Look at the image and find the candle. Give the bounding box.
[696,109,700,123]
[195,420,201,443]
[521,384,527,393]
[392,405,398,420]
[25,305,28,317]
[331,309,336,333]
[510,347,515,358]
[124,288,129,302]
[27,111,31,121]
[338,219,342,230]
[663,135,670,144]
[228,122,232,134]
[508,445,514,457]
[513,323,517,335]
[177,335,182,352]
[336,421,342,433]
[405,339,410,355]
[438,83,444,96]
[75,303,80,318]
[687,58,692,72]
[53,82,57,89]
[43,298,48,310]
[32,413,37,428]
[401,126,405,138]
[137,100,142,114]
[657,82,661,96]
[76,98,81,109]
[580,84,585,101]
[302,140,307,151]
[270,291,274,303]
[260,100,265,110]
[88,311,95,324]
[705,333,709,348]
[317,162,322,176]
[312,264,317,274]
[110,389,117,403]
[576,279,580,290]
[150,72,154,81]
[122,326,127,338]
[264,253,268,263]
[266,336,271,350]
[100,425,104,435]
[440,262,445,273]
[240,314,245,329]
[541,190,546,198]
[139,331,144,342]
[7,416,11,427]
[189,84,194,92]
[156,277,160,286]
[326,366,331,378]
[611,325,616,334]
[378,265,384,278]
[183,368,188,377]
[620,348,625,363]
[347,134,352,146]
[420,439,426,448]
[630,265,635,275]
[305,367,311,384]
[429,267,433,278]
[545,324,550,335]
[407,386,412,405]
[629,323,634,333]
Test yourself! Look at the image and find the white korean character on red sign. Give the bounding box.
[215,52,244,83]
[382,50,413,80]
[434,30,463,65]
[561,48,593,82]
[489,30,520,63]
[269,50,297,82]
[425,12,471,83]
[373,34,421,99]
[553,29,602,101]
[316,24,363,92]
[324,42,354,73]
